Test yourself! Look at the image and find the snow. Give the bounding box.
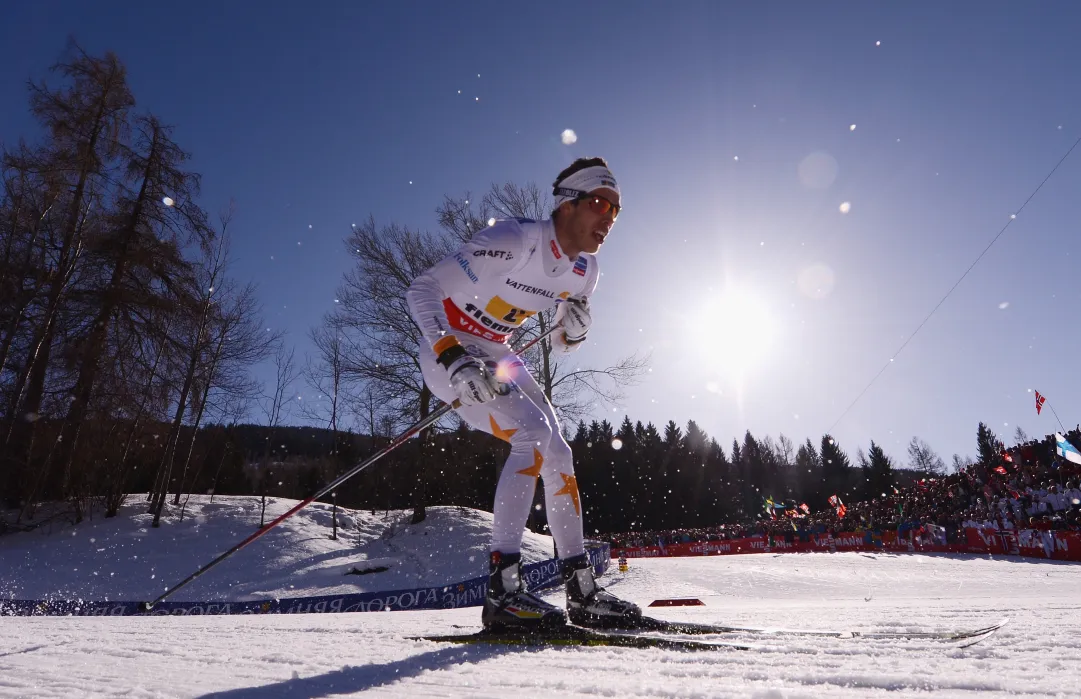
[0,496,556,603]
[3,497,1081,698]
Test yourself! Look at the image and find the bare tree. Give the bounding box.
[333,217,452,522]
[147,215,235,520]
[336,217,450,421]
[250,341,300,526]
[907,436,946,475]
[951,453,975,474]
[101,308,172,517]
[302,322,348,454]
[260,341,301,463]
[1013,425,1030,446]
[777,434,795,465]
[167,216,277,509]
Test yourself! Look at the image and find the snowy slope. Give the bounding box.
[0,495,557,603]
[3,498,1081,698]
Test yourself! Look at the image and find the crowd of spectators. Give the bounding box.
[607,430,1081,551]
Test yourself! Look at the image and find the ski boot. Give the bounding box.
[481,551,567,630]
[562,553,642,628]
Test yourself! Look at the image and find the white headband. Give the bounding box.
[553,165,620,208]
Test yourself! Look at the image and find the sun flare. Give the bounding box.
[688,289,777,378]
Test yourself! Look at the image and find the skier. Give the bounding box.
[406,157,641,630]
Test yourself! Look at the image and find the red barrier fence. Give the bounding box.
[611,528,1081,562]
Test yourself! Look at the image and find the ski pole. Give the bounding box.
[140,323,560,611]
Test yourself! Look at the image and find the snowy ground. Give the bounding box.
[3,498,1081,698]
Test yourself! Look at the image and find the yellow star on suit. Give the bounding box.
[554,473,581,516]
[490,414,544,478]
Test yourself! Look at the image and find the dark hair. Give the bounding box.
[551,157,610,218]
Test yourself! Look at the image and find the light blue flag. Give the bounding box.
[1055,433,1081,466]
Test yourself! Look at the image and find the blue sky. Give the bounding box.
[3,1,1080,466]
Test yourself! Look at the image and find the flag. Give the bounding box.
[1035,391,1046,415]
[1055,433,1081,466]
[993,466,1008,475]
[799,503,810,515]
[828,494,846,518]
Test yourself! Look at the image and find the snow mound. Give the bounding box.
[0,495,556,603]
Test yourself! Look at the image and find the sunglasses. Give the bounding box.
[554,186,621,220]
[579,193,620,220]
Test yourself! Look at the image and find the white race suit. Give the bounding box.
[405,217,599,557]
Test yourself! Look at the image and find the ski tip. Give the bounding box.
[953,618,1010,648]
[956,626,1004,649]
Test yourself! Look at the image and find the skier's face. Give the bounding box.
[569,187,620,255]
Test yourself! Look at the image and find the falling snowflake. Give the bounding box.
[839,201,851,214]
[998,302,1009,310]
[849,124,857,131]
[611,438,623,451]
[162,197,175,207]
[561,129,578,145]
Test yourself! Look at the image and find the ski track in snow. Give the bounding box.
[2,498,1081,697]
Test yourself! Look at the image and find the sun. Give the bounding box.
[687,289,777,379]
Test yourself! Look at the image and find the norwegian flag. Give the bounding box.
[993,466,1008,475]
[1035,390,1046,415]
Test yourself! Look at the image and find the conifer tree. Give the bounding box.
[867,441,895,498]
[820,434,851,502]
[976,422,1002,467]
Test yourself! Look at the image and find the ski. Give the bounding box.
[426,616,1006,651]
[624,614,1009,643]
[414,624,756,651]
